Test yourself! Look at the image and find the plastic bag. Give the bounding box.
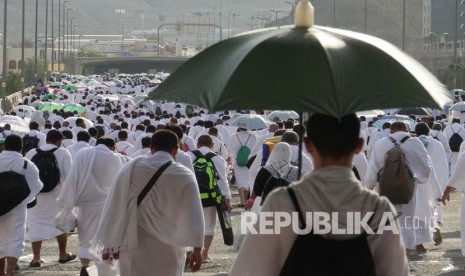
[55,208,77,233]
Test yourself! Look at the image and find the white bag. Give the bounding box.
[86,261,118,276]
[55,208,77,233]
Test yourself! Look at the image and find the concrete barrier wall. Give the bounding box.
[0,87,34,114]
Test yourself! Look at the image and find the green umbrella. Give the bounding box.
[41,94,58,101]
[38,103,64,112]
[63,104,86,114]
[49,82,64,87]
[150,2,451,118]
[63,84,78,91]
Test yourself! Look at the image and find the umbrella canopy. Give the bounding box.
[150,15,450,117]
[63,84,78,91]
[226,114,270,130]
[267,110,300,121]
[395,107,432,116]
[63,104,86,114]
[356,109,385,118]
[41,94,58,101]
[134,96,149,105]
[64,117,94,128]
[38,103,64,112]
[0,115,30,135]
[14,105,36,113]
[30,101,44,108]
[450,102,465,112]
[373,115,416,131]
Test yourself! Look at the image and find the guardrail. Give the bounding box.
[0,87,34,114]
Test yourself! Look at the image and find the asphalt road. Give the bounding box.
[15,190,465,276]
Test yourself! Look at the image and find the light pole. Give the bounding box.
[60,1,70,72]
[44,0,49,80]
[270,10,283,28]
[2,0,7,112]
[219,0,222,40]
[51,0,54,72]
[21,0,25,96]
[364,0,367,33]
[69,17,78,72]
[402,0,406,50]
[255,15,269,29]
[333,0,336,27]
[115,9,126,54]
[285,1,296,24]
[65,8,72,68]
[72,24,78,74]
[232,13,238,36]
[34,0,39,90]
[453,0,458,88]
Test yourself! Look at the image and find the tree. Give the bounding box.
[0,72,23,95]
[78,47,106,57]
[24,58,46,86]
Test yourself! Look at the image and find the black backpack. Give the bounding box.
[31,148,60,193]
[449,129,463,152]
[0,161,31,216]
[280,188,377,276]
[22,134,40,156]
[260,170,291,204]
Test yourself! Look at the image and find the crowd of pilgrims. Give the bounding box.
[0,73,465,275]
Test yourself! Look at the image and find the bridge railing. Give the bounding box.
[0,87,34,114]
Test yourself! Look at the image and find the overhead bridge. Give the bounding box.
[76,56,190,75]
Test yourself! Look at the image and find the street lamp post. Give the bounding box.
[333,0,336,27]
[453,0,458,88]
[402,0,406,50]
[21,0,25,97]
[2,0,7,112]
[255,15,269,29]
[34,0,39,90]
[285,1,296,24]
[72,24,78,74]
[69,17,78,72]
[270,10,283,28]
[51,0,54,72]
[364,0,368,33]
[60,1,70,72]
[65,8,72,67]
[44,0,49,81]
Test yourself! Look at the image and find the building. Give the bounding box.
[0,48,35,75]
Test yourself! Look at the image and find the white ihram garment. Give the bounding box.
[59,145,123,260]
[0,151,43,259]
[25,144,72,242]
[365,132,431,249]
[93,152,205,276]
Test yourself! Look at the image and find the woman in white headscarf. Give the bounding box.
[244,142,300,211]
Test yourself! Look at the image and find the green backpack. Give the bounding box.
[192,150,221,207]
[236,134,251,167]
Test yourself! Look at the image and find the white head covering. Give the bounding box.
[265,142,292,177]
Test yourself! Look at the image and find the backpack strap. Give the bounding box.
[204,152,217,160]
[137,161,172,206]
[287,187,306,229]
[244,134,251,146]
[237,135,243,147]
[192,150,202,159]
[23,160,28,170]
[399,136,410,144]
[388,136,397,145]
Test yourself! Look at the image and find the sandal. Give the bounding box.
[29,260,41,268]
[202,257,212,263]
[58,253,77,264]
